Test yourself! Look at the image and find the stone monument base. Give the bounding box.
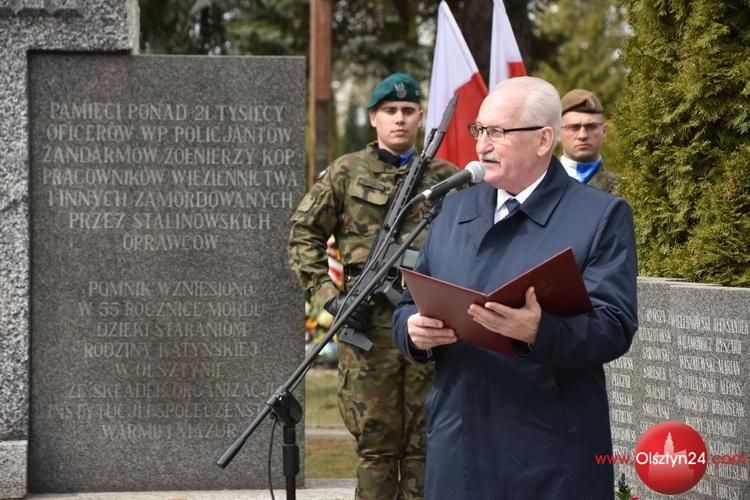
[0,441,26,499]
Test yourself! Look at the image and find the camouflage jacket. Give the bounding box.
[288,142,458,312]
[588,164,618,194]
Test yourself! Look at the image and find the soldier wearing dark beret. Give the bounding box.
[559,89,618,193]
[367,72,423,109]
[288,73,457,499]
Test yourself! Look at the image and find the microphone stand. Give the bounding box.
[216,202,444,499]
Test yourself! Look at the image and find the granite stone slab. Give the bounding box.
[0,2,138,497]
[605,280,750,499]
[28,53,306,493]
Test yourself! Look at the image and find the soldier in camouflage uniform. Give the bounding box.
[288,73,457,500]
[558,89,618,193]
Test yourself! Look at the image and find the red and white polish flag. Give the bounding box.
[489,0,526,90]
[425,1,488,170]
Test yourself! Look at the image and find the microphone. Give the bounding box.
[413,161,485,202]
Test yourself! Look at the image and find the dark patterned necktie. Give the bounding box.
[503,198,520,219]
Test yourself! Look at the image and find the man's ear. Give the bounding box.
[537,127,555,156]
[368,109,377,127]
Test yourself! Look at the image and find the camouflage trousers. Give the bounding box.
[337,315,433,500]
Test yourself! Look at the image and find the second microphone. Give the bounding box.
[413,161,485,202]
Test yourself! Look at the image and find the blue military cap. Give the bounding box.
[367,73,422,109]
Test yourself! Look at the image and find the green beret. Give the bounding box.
[561,88,603,115]
[367,73,421,109]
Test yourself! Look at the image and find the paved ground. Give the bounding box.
[26,479,355,500]
[303,427,350,438]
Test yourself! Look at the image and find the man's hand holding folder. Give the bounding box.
[467,285,542,347]
[401,247,593,356]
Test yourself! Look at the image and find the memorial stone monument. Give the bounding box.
[605,281,749,499]
[1,2,139,497]
[28,53,306,493]
[1,2,307,497]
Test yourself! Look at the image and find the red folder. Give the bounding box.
[400,247,592,356]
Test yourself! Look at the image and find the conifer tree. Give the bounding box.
[533,0,627,173]
[615,0,750,286]
[534,0,627,108]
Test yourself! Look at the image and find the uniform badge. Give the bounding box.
[394,82,407,99]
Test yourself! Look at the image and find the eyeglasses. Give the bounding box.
[561,122,604,133]
[468,123,545,142]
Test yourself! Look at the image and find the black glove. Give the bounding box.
[325,292,373,332]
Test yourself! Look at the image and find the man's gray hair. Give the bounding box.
[495,76,561,141]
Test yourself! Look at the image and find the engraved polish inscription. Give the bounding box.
[29,55,305,491]
[40,279,267,441]
[41,100,298,251]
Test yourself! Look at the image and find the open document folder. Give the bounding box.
[401,248,592,356]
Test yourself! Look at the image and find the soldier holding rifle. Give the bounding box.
[288,73,457,500]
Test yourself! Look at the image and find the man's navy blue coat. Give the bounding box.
[393,158,638,500]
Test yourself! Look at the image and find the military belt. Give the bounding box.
[344,248,419,280]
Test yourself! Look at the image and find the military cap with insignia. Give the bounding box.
[367,72,422,109]
[561,88,603,115]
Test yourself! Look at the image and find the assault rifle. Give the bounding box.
[338,95,458,351]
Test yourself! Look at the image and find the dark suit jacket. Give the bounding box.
[393,157,638,500]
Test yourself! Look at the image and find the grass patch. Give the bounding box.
[305,368,344,428]
[305,437,358,479]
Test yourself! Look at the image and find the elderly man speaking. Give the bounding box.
[393,76,638,499]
